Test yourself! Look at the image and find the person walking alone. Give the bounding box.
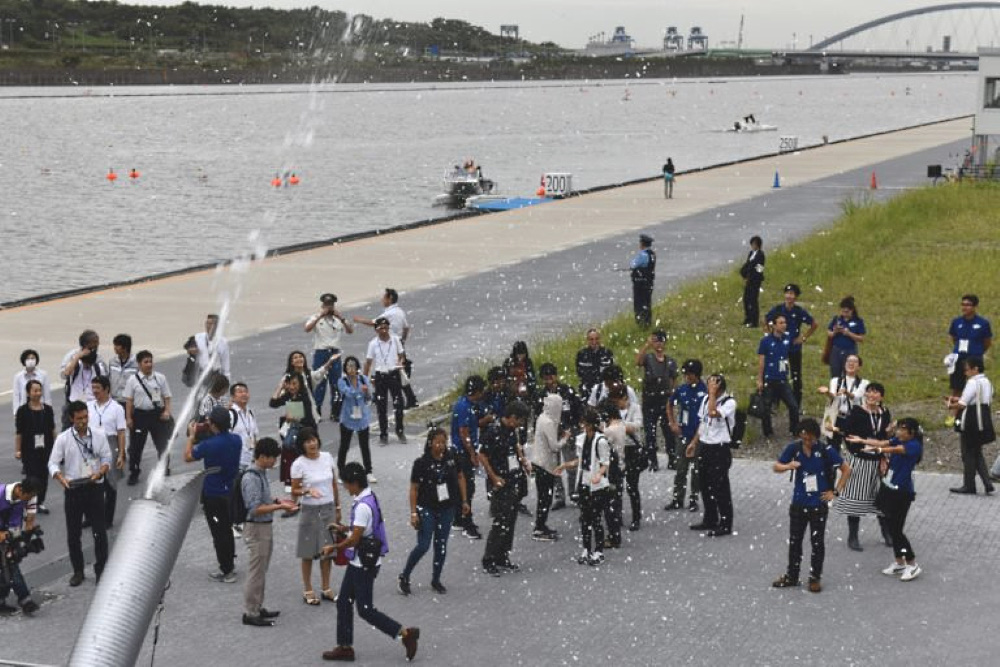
[662,158,675,199]
[629,235,656,328]
[740,236,765,327]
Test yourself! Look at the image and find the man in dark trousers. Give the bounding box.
[479,401,531,577]
[740,236,765,327]
[629,234,656,327]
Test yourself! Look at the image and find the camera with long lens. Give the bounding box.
[0,527,45,566]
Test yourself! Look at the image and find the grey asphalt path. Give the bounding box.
[2,137,994,665]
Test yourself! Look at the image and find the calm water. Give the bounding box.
[0,73,974,302]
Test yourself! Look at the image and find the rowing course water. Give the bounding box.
[0,72,974,302]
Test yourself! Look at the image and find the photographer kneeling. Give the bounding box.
[0,477,44,615]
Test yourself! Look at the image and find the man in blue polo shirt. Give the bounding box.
[450,376,484,540]
[765,284,817,409]
[771,419,850,593]
[758,314,800,438]
[948,294,993,395]
[185,405,242,583]
[665,359,706,512]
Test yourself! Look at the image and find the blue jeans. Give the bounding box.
[312,348,341,415]
[336,565,402,647]
[0,561,30,603]
[401,505,455,583]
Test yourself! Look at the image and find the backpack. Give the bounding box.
[722,397,747,449]
[230,468,263,525]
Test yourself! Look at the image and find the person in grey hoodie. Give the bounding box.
[531,393,566,541]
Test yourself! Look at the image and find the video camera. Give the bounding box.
[0,527,45,566]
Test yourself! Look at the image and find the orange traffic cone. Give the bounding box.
[870,171,878,190]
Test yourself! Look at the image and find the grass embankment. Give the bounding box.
[437,182,1000,472]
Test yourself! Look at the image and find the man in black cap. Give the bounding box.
[304,292,353,420]
[740,236,765,327]
[765,284,817,409]
[629,234,656,327]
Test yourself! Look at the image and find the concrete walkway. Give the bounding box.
[0,117,971,393]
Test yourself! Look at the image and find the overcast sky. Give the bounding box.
[131,1,989,49]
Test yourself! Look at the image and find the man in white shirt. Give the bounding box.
[354,288,418,409]
[60,329,107,428]
[685,375,737,537]
[194,314,231,380]
[12,349,51,415]
[229,382,259,469]
[124,351,174,486]
[109,333,139,406]
[305,293,354,420]
[48,401,112,587]
[88,376,127,526]
[363,317,407,445]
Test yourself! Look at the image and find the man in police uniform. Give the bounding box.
[575,329,615,399]
[757,314,800,438]
[629,234,656,327]
[479,401,531,577]
[740,236,765,327]
[765,284,817,408]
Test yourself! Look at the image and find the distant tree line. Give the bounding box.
[0,0,553,57]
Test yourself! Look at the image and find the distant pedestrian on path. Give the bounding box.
[662,158,675,199]
[771,418,850,594]
[629,234,656,328]
[305,293,354,421]
[740,236,765,327]
[321,462,420,662]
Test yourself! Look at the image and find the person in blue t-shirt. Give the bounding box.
[629,234,656,327]
[665,359,706,511]
[766,284,818,408]
[450,376,485,539]
[826,295,866,378]
[185,405,242,582]
[757,314,800,437]
[948,294,993,395]
[771,419,850,593]
[855,417,924,582]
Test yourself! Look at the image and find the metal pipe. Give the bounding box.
[67,470,210,666]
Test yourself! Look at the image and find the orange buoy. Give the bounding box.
[870,170,878,190]
[536,186,546,197]
[128,168,140,180]
[106,168,118,183]
[271,174,282,188]
[289,173,300,185]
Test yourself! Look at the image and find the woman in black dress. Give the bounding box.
[14,380,56,513]
[836,382,893,551]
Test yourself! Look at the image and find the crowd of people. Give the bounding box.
[1,244,995,661]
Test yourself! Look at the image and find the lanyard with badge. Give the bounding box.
[72,428,100,478]
[31,409,46,450]
[434,459,450,503]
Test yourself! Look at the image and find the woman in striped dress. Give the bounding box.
[836,382,893,551]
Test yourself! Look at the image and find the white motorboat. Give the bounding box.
[433,162,495,207]
[725,114,777,133]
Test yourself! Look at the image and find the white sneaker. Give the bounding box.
[882,562,906,576]
[900,563,921,581]
[367,474,378,485]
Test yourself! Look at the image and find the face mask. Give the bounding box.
[25,358,37,370]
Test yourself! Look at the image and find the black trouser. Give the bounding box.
[762,379,800,437]
[672,436,700,503]
[104,481,118,527]
[373,370,404,437]
[454,450,477,528]
[534,467,556,531]
[697,443,733,531]
[579,487,610,553]
[21,452,50,505]
[743,280,762,326]
[603,453,623,546]
[789,348,804,408]
[633,282,653,327]
[879,488,915,561]
[129,409,169,474]
[402,356,418,407]
[623,448,643,523]
[642,395,674,468]
[960,432,992,491]
[338,424,372,475]
[786,504,828,581]
[483,482,519,567]
[65,484,108,577]
[202,493,235,574]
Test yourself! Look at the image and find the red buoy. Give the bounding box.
[106,169,118,183]
[289,173,300,185]
[128,168,140,180]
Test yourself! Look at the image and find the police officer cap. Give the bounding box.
[681,359,703,376]
[639,234,654,246]
[209,405,232,431]
[783,283,801,296]
[320,293,337,304]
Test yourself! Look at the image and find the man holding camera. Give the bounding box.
[305,293,354,421]
[0,477,42,614]
[124,351,174,486]
[49,401,113,586]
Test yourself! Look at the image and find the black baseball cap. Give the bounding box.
[681,359,703,376]
[783,283,801,296]
[320,293,337,304]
